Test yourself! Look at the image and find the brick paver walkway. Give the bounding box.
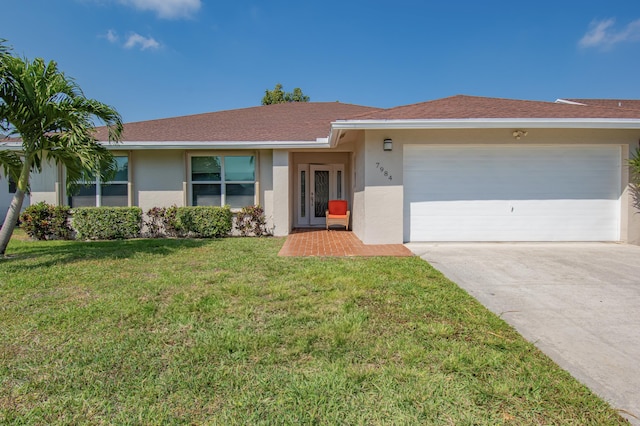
[278,228,414,257]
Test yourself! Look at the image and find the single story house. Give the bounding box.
[2,95,640,245]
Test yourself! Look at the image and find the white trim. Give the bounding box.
[187,153,257,208]
[67,154,130,207]
[111,140,330,150]
[0,140,331,151]
[296,164,309,226]
[328,118,640,146]
[331,118,640,130]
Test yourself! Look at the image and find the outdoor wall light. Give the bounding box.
[383,138,393,151]
[512,130,528,140]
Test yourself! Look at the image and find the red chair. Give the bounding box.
[325,200,350,230]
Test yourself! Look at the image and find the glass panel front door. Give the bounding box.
[298,164,346,227]
[313,169,330,219]
[310,165,331,225]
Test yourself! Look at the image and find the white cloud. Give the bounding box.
[124,33,161,50]
[119,0,201,19]
[579,18,640,49]
[106,29,119,43]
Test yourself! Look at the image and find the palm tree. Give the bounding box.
[0,48,122,255]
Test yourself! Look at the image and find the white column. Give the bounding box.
[272,150,290,237]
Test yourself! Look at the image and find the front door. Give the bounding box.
[297,164,345,227]
[310,165,331,225]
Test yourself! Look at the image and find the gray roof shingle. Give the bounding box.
[350,95,640,120]
[94,102,381,142]
[90,95,640,144]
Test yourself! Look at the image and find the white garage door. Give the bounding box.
[403,145,621,242]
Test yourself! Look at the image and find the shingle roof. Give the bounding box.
[349,95,640,120]
[94,102,381,142]
[560,99,640,111]
[86,95,640,145]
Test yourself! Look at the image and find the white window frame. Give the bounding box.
[68,154,130,207]
[188,153,257,209]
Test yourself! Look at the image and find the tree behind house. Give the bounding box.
[261,83,310,105]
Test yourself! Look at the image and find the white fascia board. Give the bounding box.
[102,139,330,150]
[331,118,640,130]
[2,139,331,151]
[328,118,640,147]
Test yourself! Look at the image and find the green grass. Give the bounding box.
[0,231,627,425]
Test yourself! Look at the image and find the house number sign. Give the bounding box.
[375,162,393,181]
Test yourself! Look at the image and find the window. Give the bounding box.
[69,155,129,207]
[191,155,255,208]
[8,176,16,194]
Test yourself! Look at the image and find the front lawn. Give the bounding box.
[0,232,627,424]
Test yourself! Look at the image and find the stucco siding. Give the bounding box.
[258,150,275,233]
[351,138,366,239]
[133,150,185,211]
[357,128,640,244]
[271,150,289,237]
[358,131,404,244]
[29,160,58,206]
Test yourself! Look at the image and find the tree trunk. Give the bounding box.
[0,158,31,256]
[0,189,26,256]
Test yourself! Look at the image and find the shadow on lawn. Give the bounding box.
[1,237,212,271]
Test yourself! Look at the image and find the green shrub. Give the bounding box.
[173,206,232,238]
[164,205,180,237]
[143,205,182,237]
[235,205,269,236]
[144,206,174,238]
[20,202,72,240]
[72,207,142,240]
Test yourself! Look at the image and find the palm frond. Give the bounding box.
[0,149,22,182]
[0,53,123,190]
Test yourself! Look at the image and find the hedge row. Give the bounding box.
[146,205,233,238]
[19,202,267,241]
[73,207,143,240]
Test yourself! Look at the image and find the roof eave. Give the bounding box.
[331,118,640,131]
[2,139,331,151]
[107,139,330,150]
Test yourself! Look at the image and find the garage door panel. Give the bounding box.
[404,145,621,242]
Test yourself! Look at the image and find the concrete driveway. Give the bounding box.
[406,242,640,425]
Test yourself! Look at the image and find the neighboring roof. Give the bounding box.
[557,98,640,111]
[349,95,640,120]
[94,102,381,143]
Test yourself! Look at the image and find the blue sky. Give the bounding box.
[4,0,640,123]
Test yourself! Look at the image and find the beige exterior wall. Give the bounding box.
[353,128,640,245]
[8,127,640,246]
[258,150,275,233]
[353,131,404,244]
[351,138,366,239]
[7,149,277,225]
[133,150,185,211]
[29,160,59,205]
[271,150,289,237]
